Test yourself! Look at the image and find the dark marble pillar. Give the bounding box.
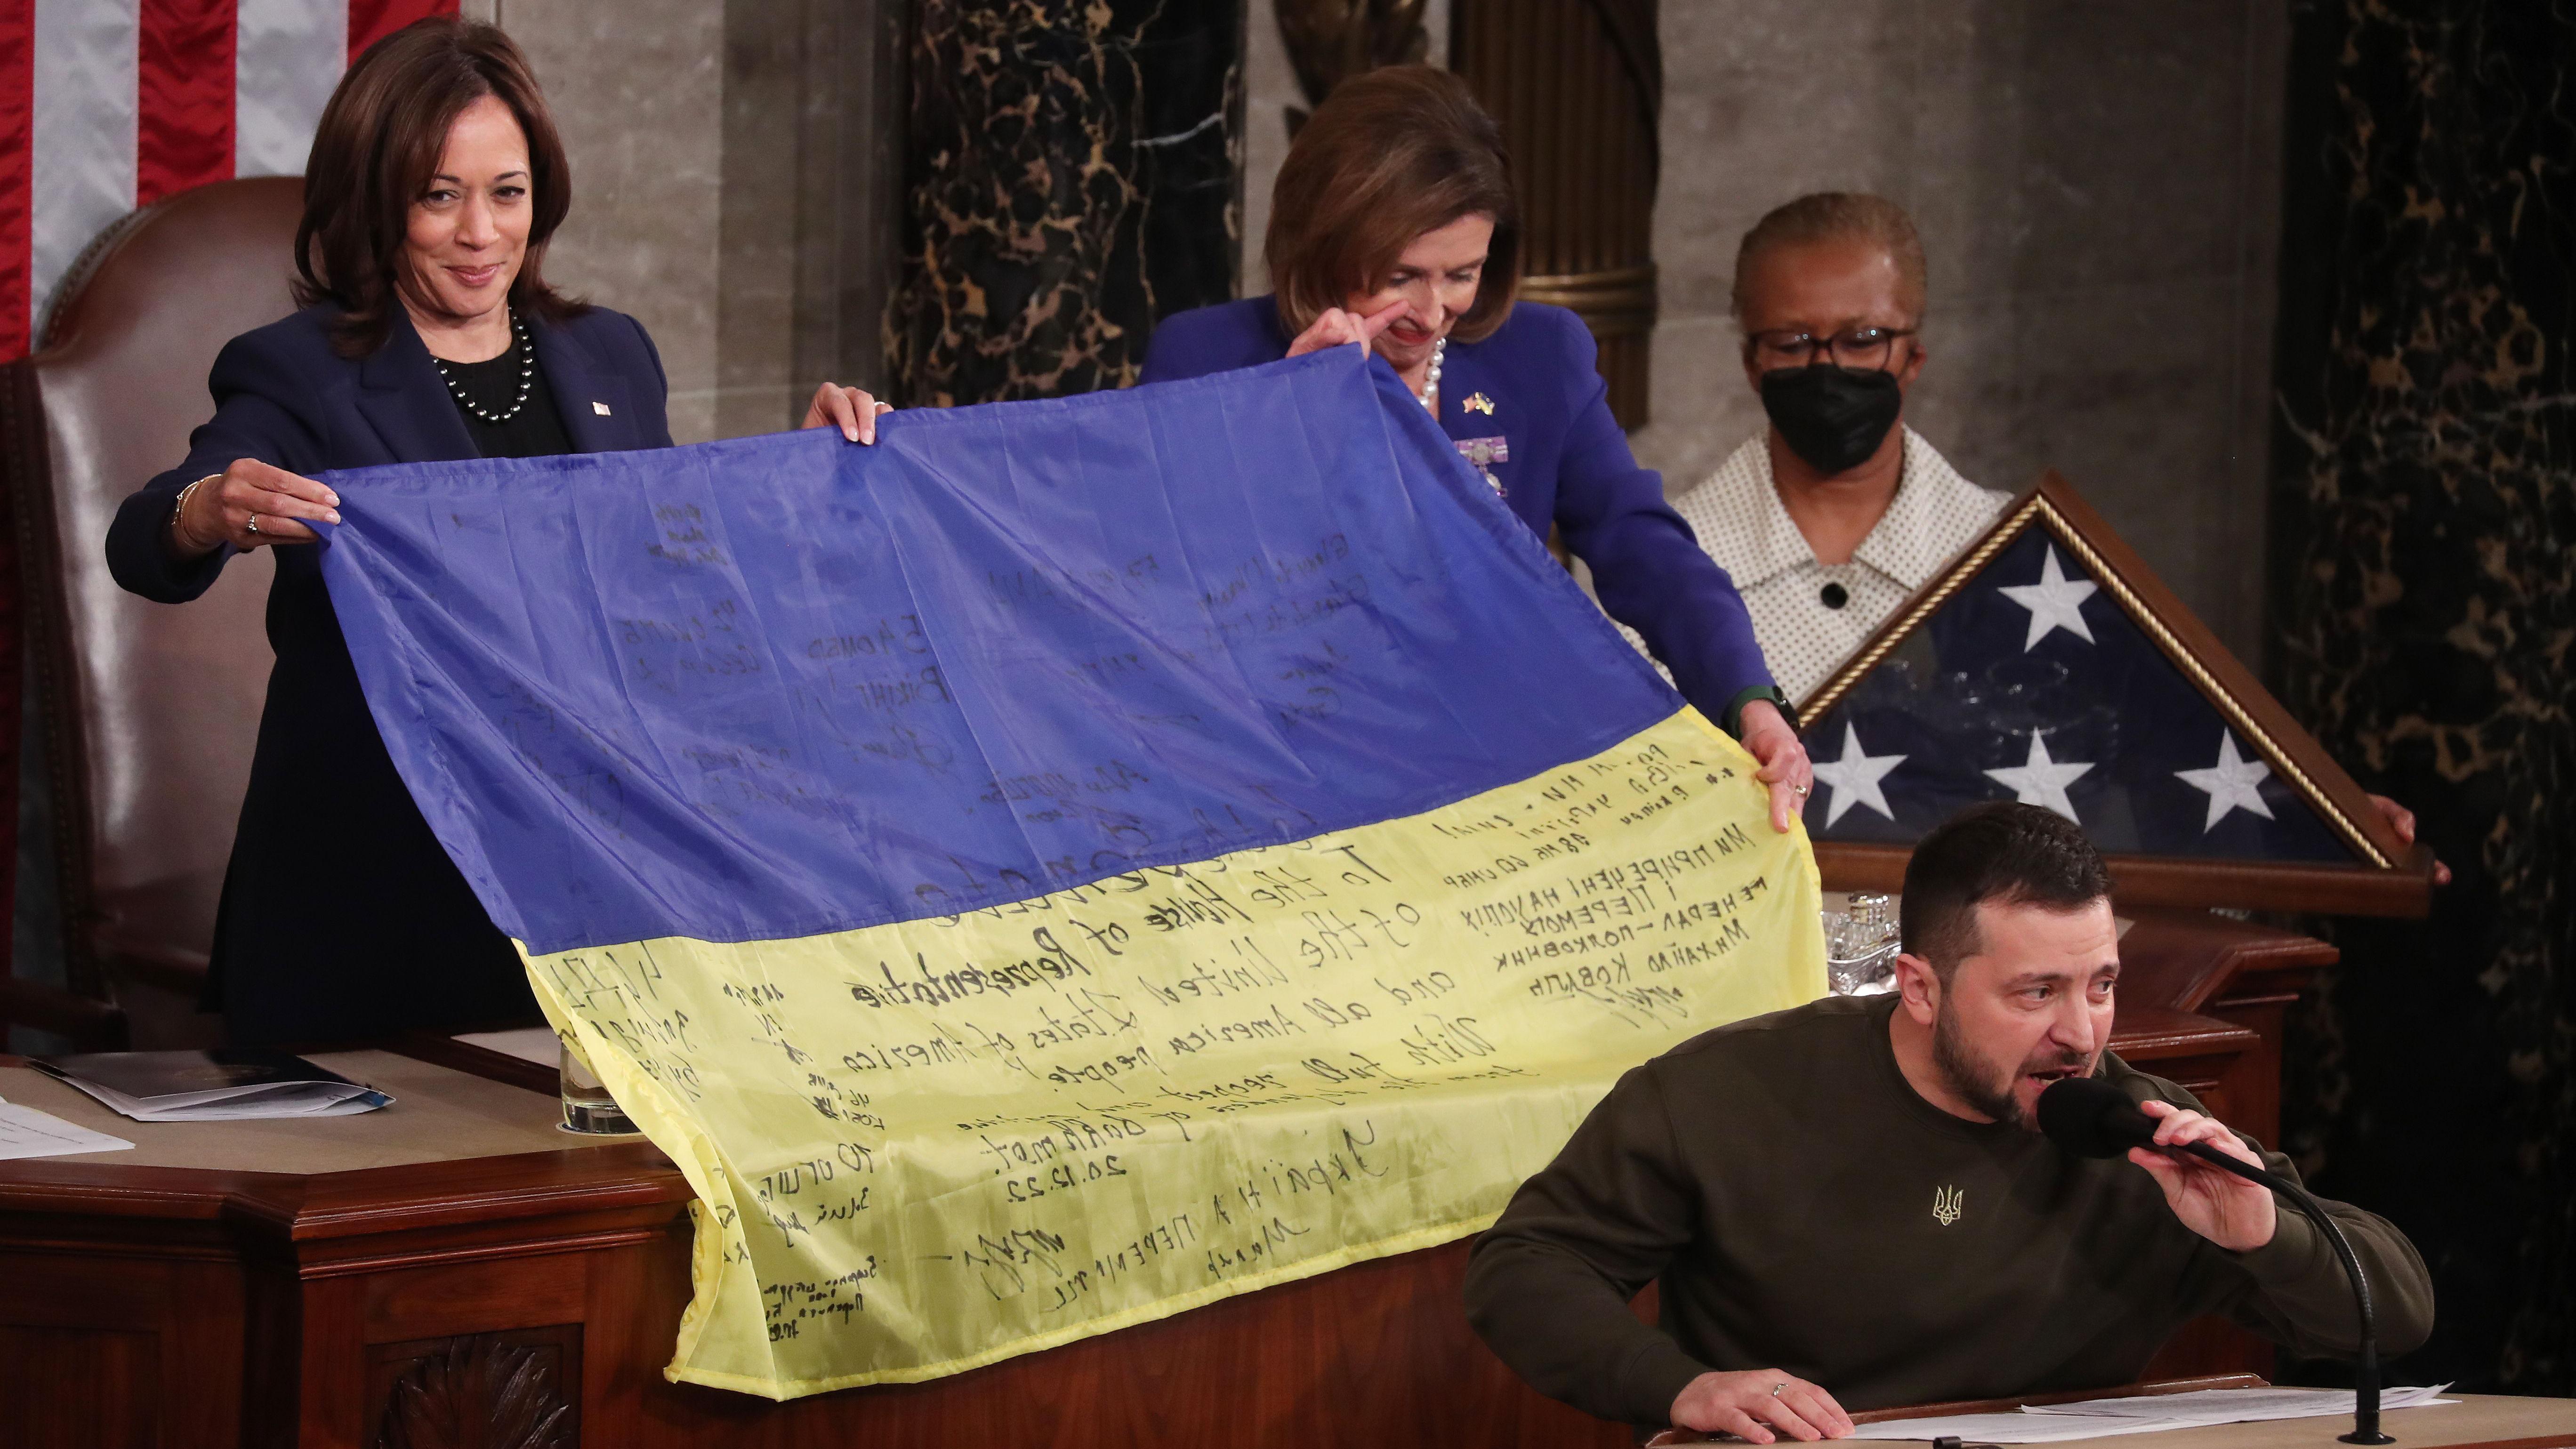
[2269,0,2576,1394]
[886,0,1245,407]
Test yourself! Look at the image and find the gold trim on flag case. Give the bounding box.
[1797,497,2034,724]
[2038,503,2386,869]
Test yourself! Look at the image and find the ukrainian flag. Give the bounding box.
[317,347,1825,1397]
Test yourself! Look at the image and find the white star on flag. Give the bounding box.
[1811,723,1908,827]
[2174,731,2275,832]
[1985,729,2094,822]
[1997,544,2100,651]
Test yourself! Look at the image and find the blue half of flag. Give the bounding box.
[312,348,1683,955]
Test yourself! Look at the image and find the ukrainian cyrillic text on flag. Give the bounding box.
[317,348,1824,1397]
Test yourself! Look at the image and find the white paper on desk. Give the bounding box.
[2022,1385,2455,1422]
[0,1098,134,1159]
[1851,1412,2177,1442]
[51,1076,393,1121]
[1853,1385,2457,1442]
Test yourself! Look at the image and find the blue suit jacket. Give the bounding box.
[105,302,673,1045]
[1139,297,1776,728]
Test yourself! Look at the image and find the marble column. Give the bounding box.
[2270,0,2576,1396]
[715,0,908,435]
[504,0,724,441]
[498,0,903,443]
[1454,0,1659,428]
[887,0,1245,406]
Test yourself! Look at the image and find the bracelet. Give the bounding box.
[169,474,219,545]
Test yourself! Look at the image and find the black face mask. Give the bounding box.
[1759,363,1902,476]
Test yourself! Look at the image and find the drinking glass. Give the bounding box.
[559,1041,638,1135]
[1825,892,1902,995]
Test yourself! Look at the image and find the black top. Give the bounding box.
[435,330,576,459]
[103,303,673,1046]
[1463,995,2435,1427]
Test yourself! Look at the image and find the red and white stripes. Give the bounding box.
[0,0,455,359]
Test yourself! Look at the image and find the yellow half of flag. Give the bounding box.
[529,708,1822,1397]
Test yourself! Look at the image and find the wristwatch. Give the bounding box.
[1721,684,1797,740]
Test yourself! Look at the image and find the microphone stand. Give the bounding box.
[2165,1141,2394,1445]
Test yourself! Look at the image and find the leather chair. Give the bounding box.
[0,177,303,1048]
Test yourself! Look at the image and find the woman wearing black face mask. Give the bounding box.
[1663,194,2012,707]
[1759,346,1910,479]
[1658,193,2447,881]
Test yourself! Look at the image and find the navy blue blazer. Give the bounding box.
[1139,297,1776,728]
[106,302,673,1045]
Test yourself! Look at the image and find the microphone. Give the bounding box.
[2037,1077,2395,1445]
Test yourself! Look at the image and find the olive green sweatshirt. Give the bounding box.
[1463,995,2434,1430]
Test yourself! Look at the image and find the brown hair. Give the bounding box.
[1265,66,1520,345]
[1730,192,1928,328]
[294,18,582,356]
[1900,802,2112,982]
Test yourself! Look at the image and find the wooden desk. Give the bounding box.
[2075,1397,2576,1449]
[2116,909,2342,1150]
[0,1046,1623,1449]
[0,916,2329,1448]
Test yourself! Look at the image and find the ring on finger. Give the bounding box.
[1792,783,1811,797]
[1772,1382,1787,1397]
[246,514,261,536]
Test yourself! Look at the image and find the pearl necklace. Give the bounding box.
[1414,337,1446,414]
[432,312,535,424]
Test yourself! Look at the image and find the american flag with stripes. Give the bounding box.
[0,0,456,360]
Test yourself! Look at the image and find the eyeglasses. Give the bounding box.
[1747,326,1917,371]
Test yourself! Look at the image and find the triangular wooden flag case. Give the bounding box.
[1795,472,2436,917]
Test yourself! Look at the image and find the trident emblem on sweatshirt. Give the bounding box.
[1932,1185,1964,1226]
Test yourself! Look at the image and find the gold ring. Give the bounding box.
[1793,783,1811,797]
